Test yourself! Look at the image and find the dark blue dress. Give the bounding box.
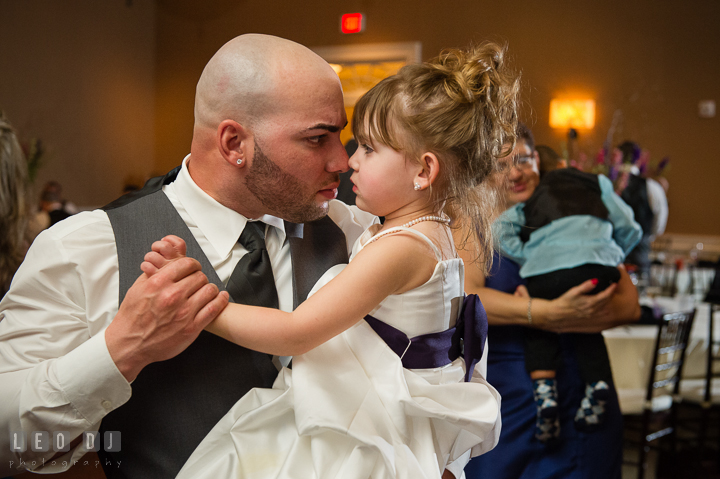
[464,253,623,479]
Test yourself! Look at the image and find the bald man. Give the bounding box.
[0,34,375,478]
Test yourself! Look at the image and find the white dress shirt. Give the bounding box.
[0,156,376,474]
[628,166,669,239]
[645,177,668,238]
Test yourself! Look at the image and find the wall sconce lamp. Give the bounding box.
[549,99,596,130]
[549,99,595,161]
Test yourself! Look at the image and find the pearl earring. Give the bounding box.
[236,159,243,165]
[414,182,421,191]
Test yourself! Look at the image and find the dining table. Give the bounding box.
[603,294,720,414]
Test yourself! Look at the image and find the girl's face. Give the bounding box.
[348,139,421,218]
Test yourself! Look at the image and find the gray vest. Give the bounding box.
[97,167,349,478]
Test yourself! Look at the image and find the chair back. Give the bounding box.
[699,303,720,406]
[626,309,696,479]
[645,310,696,409]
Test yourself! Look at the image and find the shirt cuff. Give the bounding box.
[446,449,471,478]
[55,332,132,424]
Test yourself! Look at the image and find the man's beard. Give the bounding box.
[245,141,335,223]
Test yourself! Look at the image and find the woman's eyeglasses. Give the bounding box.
[498,154,535,171]
[513,155,535,168]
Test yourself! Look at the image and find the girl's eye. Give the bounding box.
[361,144,374,154]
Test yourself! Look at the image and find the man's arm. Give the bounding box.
[0,220,128,474]
[0,214,225,474]
[105,258,226,382]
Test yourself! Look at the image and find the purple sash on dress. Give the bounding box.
[364,294,488,382]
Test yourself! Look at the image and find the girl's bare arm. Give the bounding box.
[145,233,440,356]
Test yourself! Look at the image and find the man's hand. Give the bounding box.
[106,253,229,382]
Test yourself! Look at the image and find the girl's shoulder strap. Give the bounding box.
[366,226,443,262]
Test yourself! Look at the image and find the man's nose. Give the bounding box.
[328,139,350,173]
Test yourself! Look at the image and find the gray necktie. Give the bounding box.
[226,222,279,308]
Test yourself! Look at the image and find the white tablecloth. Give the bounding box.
[603,296,719,414]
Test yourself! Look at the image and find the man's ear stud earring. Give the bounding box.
[414,182,421,191]
[237,159,243,165]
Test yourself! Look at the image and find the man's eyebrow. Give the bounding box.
[303,122,348,133]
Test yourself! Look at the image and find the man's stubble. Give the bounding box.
[245,141,336,223]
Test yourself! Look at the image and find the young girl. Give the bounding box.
[144,43,519,479]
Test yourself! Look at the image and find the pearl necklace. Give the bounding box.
[401,215,450,228]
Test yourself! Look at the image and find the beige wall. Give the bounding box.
[0,0,155,208]
[154,0,720,236]
[2,1,718,235]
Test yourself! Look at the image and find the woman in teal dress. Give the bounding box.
[461,126,641,479]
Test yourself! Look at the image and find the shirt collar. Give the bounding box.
[170,155,286,258]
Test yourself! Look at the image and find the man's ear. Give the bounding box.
[413,152,440,190]
[217,119,250,168]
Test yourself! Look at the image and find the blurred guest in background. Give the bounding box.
[0,114,35,298]
[534,144,566,174]
[617,141,668,277]
[37,180,77,228]
[463,124,640,479]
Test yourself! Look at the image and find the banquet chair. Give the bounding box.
[696,301,720,455]
[677,272,720,457]
[624,309,696,479]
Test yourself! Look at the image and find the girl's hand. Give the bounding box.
[141,235,188,276]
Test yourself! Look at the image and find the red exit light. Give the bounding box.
[340,13,365,34]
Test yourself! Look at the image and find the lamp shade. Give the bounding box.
[549,99,595,129]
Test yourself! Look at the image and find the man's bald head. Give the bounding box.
[194,34,339,130]
[188,34,348,221]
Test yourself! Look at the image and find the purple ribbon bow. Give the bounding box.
[364,294,488,382]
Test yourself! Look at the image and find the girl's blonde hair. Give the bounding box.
[352,42,520,272]
[0,113,32,297]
